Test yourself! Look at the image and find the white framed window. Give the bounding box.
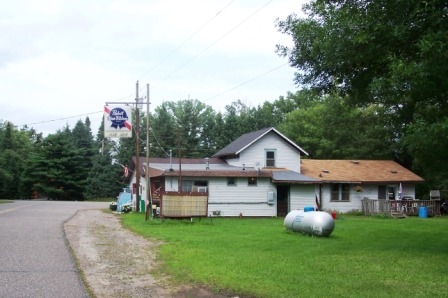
[227,177,236,186]
[330,184,350,201]
[181,180,208,192]
[266,150,276,167]
[248,177,257,186]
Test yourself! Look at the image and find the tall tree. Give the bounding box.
[27,130,85,200]
[71,118,96,196]
[280,92,394,159]
[277,0,448,193]
[84,153,124,199]
[83,117,124,199]
[0,121,34,199]
[150,102,177,158]
[167,99,215,158]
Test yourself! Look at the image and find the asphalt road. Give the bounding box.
[0,200,108,298]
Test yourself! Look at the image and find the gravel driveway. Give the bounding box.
[64,209,231,298]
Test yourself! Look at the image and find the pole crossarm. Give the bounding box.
[105,101,148,105]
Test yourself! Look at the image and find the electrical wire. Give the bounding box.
[204,62,288,102]
[14,0,285,130]
[138,0,235,82]
[114,0,235,102]
[16,111,103,128]
[14,60,287,129]
[153,0,273,84]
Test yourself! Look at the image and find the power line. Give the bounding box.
[15,60,288,129]
[154,0,273,84]
[138,0,235,82]
[14,0,285,129]
[204,62,289,102]
[124,1,235,100]
[16,111,103,128]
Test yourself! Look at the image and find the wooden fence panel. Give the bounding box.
[160,192,208,218]
[362,199,441,216]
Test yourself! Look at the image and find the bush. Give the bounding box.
[373,212,391,219]
[109,202,117,211]
[121,204,132,213]
[345,209,364,216]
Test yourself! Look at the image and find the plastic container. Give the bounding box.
[331,212,337,220]
[418,206,428,218]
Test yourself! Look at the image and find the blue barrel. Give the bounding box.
[304,206,314,212]
[418,206,428,218]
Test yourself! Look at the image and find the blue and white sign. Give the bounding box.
[104,105,132,138]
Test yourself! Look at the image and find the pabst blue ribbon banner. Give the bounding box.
[104,105,132,138]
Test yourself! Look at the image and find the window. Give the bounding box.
[330,184,350,201]
[181,180,208,192]
[266,150,276,167]
[227,177,236,186]
[248,177,257,186]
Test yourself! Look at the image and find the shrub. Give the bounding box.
[121,204,132,213]
[373,212,391,219]
[109,201,117,211]
[345,209,364,216]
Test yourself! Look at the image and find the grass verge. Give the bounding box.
[122,214,448,297]
[0,200,14,204]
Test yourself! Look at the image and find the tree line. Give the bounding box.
[1,0,446,200]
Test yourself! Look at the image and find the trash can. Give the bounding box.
[140,199,145,212]
[418,206,428,218]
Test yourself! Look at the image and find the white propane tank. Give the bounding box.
[284,210,335,237]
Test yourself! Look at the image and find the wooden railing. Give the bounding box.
[361,198,441,216]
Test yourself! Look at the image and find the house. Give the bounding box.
[300,160,424,213]
[126,127,424,216]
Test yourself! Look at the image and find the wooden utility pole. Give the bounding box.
[135,81,140,212]
[178,128,182,191]
[145,84,152,220]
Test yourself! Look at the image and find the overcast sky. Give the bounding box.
[1,0,305,136]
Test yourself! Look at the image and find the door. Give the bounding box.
[277,185,289,217]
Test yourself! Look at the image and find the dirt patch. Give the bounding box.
[64,209,232,298]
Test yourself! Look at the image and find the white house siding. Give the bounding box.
[208,177,277,217]
[289,184,318,211]
[320,183,417,213]
[320,184,366,213]
[228,132,301,172]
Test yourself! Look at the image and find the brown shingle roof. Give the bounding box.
[301,160,424,183]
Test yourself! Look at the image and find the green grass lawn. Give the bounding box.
[121,214,448,297]
[0,200,14,204]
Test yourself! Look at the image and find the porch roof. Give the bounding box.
[271,171,321,184]
[301,159,424,183]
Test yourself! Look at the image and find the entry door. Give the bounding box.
[277,185,290,217]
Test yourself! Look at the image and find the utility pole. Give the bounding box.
[145,84,152,220]
[178,128,182,191]
[135,81,140,212]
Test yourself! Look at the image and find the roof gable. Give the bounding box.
[212,127,308,158]
[301,160,424,183]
